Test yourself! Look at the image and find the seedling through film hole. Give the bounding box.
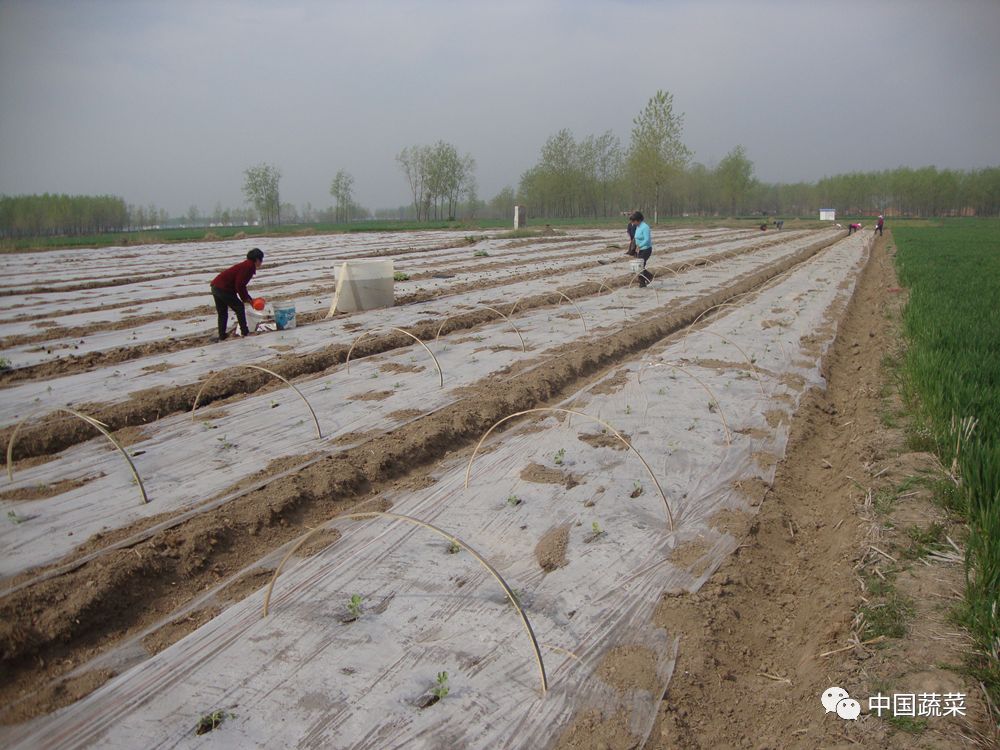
[465,407,674,530]
[553,448,566,466]
[263,511,548,693]
[194,709,235,735]
[347,594,363,618]
[432,671,450,699]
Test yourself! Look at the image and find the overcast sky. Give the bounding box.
[1,0,998,216]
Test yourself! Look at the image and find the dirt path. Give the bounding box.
[638,233,991,748]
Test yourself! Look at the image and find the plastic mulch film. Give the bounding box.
[0,232,872,749]
[1,230,840,579]
[0,228,802,370]
[0,227,836,424]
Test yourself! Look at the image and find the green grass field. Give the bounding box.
[893,218,1000,714]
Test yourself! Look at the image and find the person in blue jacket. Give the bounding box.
[631,211,653,287]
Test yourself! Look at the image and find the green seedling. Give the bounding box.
[195,709,235,735]
[506,494,522,507]
[347,594,363,618]
[369,372,379,379]
[657,388,666,396]
[447,540,461,554]
[7,510,27,525]
[432,671,450,699]
[553,448,565,466]
[592,521,604,536]
[216,434,235,450]
[270,400,279,409]
[393,271,410,281]
[393,382,402,389]
[707,400,717,413]
[473,250,489,257]
[0,358,10,370]
[625,404,632,415]
[630,480,644,498]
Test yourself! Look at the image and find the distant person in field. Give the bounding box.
[625,212,638,256]
[875,214,884,236]
[848,223,862,235]
[210,248,264,341]
[631,211,653,287]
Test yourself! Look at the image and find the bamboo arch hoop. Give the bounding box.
[508,291,588,333]
[681,330,766,396]
[6,408,148,505]
[345,328,444,388]
[464,407,673,531]
[191,364,323,439]
[637,363,733,445]
[626,270,661,304]
[433,309,527,353]
[478,306,526,352]
[595,281,629,322]
[433,313,466,342]
[662,266,684,279]
[262,510,548,694]
[686,299,743,332]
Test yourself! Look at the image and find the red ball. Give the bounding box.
[252,298,265,311]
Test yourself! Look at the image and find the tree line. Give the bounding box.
[0,194,132,239]
[4,90,999,240]
[509,91,1000,220]
[396,142,477,221]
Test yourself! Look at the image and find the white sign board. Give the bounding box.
[819,208,836,221]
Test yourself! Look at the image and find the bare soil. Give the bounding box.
[635,233,993,748]
[0,233,840,723]
[13,227,986,750]
[535,524,571,572]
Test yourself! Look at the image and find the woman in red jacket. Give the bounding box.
[210,248,263,341]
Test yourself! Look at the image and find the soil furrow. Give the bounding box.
[0,232,777,368]
[1,233,831,461]
[0,232,757,353]
[0,233,839,720]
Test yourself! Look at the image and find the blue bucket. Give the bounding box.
[274,303,296,330]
